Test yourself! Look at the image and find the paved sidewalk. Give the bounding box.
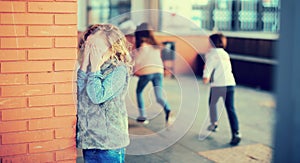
[77,75,275,163]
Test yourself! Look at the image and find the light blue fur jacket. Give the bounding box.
[76,60,130,149]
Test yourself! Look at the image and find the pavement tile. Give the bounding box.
[198,144,272,163]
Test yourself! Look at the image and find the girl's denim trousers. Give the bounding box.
[136,73,170,116]
[83,148,125,163]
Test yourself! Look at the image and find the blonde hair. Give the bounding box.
[78,24,132,68]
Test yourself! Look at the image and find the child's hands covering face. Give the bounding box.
[85,34,110,72]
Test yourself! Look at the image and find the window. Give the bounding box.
[87,0,131,25]
[160,0,280,33]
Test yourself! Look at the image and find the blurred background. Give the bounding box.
[77,0,280,91]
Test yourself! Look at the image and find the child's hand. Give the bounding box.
[89,43,105,72]
[84,34,110,72]
[203,77,209,84]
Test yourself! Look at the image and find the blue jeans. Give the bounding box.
[82,148,125,163]
[136,73,170,116]
[209,86,239,135]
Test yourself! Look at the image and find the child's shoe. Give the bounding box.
[136,116,149,125]
[207,124,218,132]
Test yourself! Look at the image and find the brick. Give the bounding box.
[29,138,75,153]
[29,116,76,130]
[55,14,77,24]
[0,97,27,109]
[28,0,55,1]
[0,25,26,36]
[55,60,76,71]
[2,152,54,163]
[1,13,53,25]
[29,94,75,106]
[1,38,52,48]
[1,84,53,97]
[55,37,77,47]
[55,128,75,139]
[54,105,76,116]
[55,83,75,94]
[28,26,77,36]
[0,74,26,86]
[28,2,77,13]
[0,121,27,133]
[28,71,75,84]
[56,148,77,161]
[0,50,26,61]
[56,0,77,1]
[0,1,26,12]
[57,160,75,163]
[1,61,53,73]
[0,144,27,156]
[2,130,53,144]
[2,107,53,120]
[28,48,77,60]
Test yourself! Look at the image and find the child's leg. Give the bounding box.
[152,73,171,121]
[224,86,239,135]
[136,75,151,117]
[152,73,170,110]
[209,87,221,125]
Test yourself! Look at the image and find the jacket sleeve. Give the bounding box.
[77,69,88,95]
[86,65,127,104]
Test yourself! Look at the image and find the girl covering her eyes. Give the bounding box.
[77,24,132,163]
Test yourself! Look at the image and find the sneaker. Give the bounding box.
[165,110,175,127]
[207,124,218,132]
[165,110,171,122]
[230,132,242,146]
[136,116,149,124]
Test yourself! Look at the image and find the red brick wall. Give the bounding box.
[0,1,78,162]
